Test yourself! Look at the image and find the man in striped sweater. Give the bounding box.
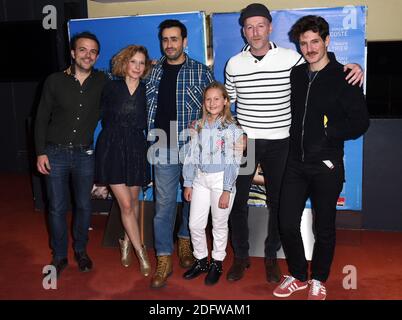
[225,3,363,284]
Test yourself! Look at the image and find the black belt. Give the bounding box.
[46,142,91,149]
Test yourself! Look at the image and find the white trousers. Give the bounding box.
[189,170,236,261]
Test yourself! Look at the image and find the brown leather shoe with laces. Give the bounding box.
[226,257,250,281]
[265,258,282,283]
[178,238,194,268]
[150,255,172,288]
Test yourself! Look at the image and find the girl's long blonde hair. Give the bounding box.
[198,81,236,131]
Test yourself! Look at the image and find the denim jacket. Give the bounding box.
[183,118,244,192]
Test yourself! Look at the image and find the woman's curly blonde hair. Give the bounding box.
[111,45,151,78]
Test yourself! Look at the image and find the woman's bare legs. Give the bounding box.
[110,184,142,251]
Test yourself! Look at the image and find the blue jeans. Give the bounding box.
[153,149,190,256]
[45,144,94,260]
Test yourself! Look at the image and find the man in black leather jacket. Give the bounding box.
[273,15,369,300]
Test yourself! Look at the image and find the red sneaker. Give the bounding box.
[308,280,327,300]
[273,275,308,298]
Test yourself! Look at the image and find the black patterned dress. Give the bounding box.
[95,80,149,186]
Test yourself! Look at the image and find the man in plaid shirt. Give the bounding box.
[146,19,214,288]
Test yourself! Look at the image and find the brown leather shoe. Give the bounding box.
[265,258,282,283]
[178,238,194,268]
[150,255,172,288]
[226,257,250,281]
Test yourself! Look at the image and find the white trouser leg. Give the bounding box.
[209,173,235,262]
[188,173,211,260]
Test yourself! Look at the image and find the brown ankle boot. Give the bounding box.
[178,238,194,268]
[135,245,151,277]
[226,257,250,281]
[150,255,172,288]
[265,258,282,283]
[119,238,132,268]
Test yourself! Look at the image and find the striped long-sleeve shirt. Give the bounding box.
[225,42,304,140]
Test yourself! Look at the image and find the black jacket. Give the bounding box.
[289,57,370,163]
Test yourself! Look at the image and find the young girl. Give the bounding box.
[182,81,244,285]
[95,45,151,277]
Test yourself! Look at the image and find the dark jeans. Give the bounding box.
[45,144,94,260]
[153,148,190,256]
[279,158,344,282]
[229,138,289,259]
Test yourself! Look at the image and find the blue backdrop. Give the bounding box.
[69,12,208,71]
[68,7,367,209]
[69,12,207,201]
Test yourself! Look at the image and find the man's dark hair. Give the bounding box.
[70,31,101,54]
[289,15,329,42]
[158,19,187,40]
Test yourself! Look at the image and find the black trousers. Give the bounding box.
[279,158,344,282]
[229,138,289,259]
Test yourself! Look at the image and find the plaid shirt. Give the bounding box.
[146,54,214,149]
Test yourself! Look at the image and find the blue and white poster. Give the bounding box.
[212,6,367,210]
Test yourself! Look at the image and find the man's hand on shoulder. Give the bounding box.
[344,63,364,87]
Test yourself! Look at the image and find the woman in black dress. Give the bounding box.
[95,45,151,276]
